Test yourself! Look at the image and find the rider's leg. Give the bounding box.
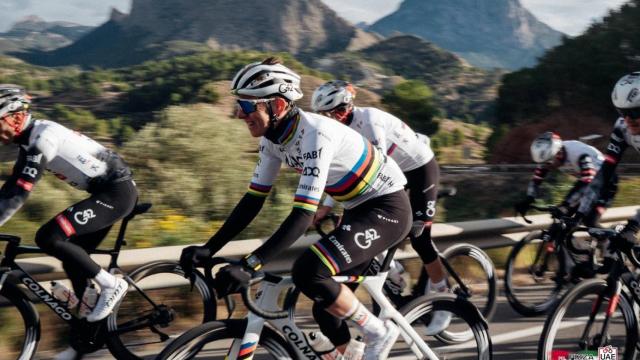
[405,158,446,285]
[292,191,411,358]
[312,300,351,352]
[62,227,112,299]
[38,180,137,323]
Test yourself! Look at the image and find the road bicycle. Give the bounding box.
[157,246,493,360]
[0,203,216,359]
[538,225,640,359]
[504,204,600,316]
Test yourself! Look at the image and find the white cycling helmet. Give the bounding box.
[612,72,640,110]
[530,132,562,163]
[230,60,303,101]
[0,84,30,119]
[311,80,356,112]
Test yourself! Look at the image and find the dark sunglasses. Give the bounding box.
[236,98,273,115]
[321,105,350,116]
[617,107,640,120]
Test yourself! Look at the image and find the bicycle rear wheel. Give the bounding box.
[504,230,563,316]
[106,261,215,359]
[538,278,637,360]
[437,243,497,344]
[156,319,294,360]
[0,282,40,360]
[395,293,492,360]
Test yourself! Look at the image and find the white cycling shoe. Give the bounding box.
[86,277,128,322]
[424,309,453,336]
[53,346,82,360]
[363,320,400,360]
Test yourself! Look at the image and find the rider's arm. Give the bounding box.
[578,122,627,215]
[525,165,550,199]
[0,146,48,226]
[563,154,597,207]
[204,142,281,255]
[368,118,388,155]
[252,135,335,265]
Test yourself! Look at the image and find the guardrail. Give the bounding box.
[14,205,639,280]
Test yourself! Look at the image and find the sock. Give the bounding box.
[426,278,447,294]
[342,299,385,338]
[93,269,116,289]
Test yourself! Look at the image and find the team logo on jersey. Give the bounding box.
[74,209,96,225]
[26,154,43,163]
[22,166,38,178]
[354,228,380,249]
[302,167,320,177]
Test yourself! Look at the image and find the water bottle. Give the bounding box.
[342,336,365,360]
[308,331,342,360]
[79,284,99,318]
[51,281,79,309]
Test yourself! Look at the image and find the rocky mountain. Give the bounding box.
[0,16,93,53]
[20,0,378,68]
[314,35,502,121]
[369,0,564,70]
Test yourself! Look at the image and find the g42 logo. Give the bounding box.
[354,228,380,249]
[74,209,96,225]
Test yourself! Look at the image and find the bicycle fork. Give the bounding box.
[580,281,621,349]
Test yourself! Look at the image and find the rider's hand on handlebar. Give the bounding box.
[515,196,535,216]
[313,205,333,226]
[179,245,212,278]
[611,220,640,253]
[214,263,253,298]
[562,214,582,232]
[552,204,571,218]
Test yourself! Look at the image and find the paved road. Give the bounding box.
[73,289,550,360]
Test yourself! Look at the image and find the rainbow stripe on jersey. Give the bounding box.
[247,182,272,197]
[293,194,320,212]
[324,138,382,202]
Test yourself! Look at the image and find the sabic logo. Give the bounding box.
[354,228,380,249]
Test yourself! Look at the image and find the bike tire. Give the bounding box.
[398,293,492,360]
[0,281,40,360]
[106,261,215,360]
[504,230,564,316]
[538,278,638,360]
[156,319,295,360]
[438,243,497,344]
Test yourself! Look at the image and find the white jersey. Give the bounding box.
[247,110,406,210]
[349,107,434,172]
[23,120,110,190]
[556,140,604,176]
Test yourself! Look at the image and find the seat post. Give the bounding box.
[380,245,399,272]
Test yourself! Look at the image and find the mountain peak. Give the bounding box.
[24,0,378,67]
[370,0,564,69]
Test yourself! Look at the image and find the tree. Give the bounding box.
[382,80,440,135]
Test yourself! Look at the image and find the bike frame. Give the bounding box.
[226,272,439,360]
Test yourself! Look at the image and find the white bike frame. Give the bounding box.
[225,272,440,360]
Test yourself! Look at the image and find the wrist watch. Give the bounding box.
[242,253,263,271]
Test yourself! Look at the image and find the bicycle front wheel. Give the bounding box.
[395,293,492,360]
[0,282,40,360]
[504,230,563,316]
[157,319,294,360]
[538,278,638,360]
[106,261,215,359]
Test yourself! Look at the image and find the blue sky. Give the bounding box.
[0,0,629,36]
